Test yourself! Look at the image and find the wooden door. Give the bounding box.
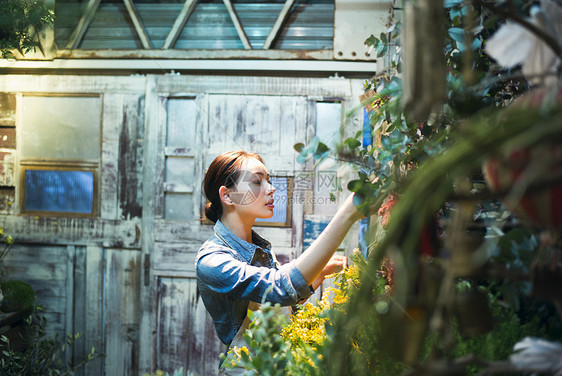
[148,90,310,375]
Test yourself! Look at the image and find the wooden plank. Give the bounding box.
[222,0,252,49]
[2,244,68,338]
[263,0,296,49]
[4,258,67,282]
[104,248,142,376]
[206,95,229,155]
[155,277,226,375]
[100,94,122,220]
[191,95,207,221]
[253,226,293,246]
[150,93,167,219]
[245,95,278,152]
[153,241,201,273]
[303,99,317,218]
[0,216,141,249]
[0,74,365,100]
[162,0,198,49]
[278,96,307,157]
[122,0,152,49]
[65,245,75,366]
[156,75,366,98]
[0,188,15,215]
[163,183,193,194]
[164,146,195,157]
[72,246,87,376]
[0,75,147,94]
[0,150,15,186]
[0,93,16,126]
[66,0,102,49]
[138,75,160,374]
[154,219,213,243]
[83,246,103,375]
[118,94,144,219]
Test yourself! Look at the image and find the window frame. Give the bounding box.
[17,93,102,217]
[19,163,99,217]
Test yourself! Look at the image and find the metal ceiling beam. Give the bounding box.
[222,0,252,49]
[162,0,199,49]
[263,0,295,50]
[56,49,333,60]
[122,0,152,49]
[66,0,101,49]
[0,59,376,73]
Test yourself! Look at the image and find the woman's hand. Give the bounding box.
[312,254,348,290]
[341,193,364,221]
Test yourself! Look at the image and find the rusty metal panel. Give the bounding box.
[334,0,391,60]
[56,48,333,60]
[155,276,226,375]
[0,93,16,125]
[104,248,143,376]
[0,126,16,149]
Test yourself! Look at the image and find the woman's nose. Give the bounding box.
[267,182,275,195]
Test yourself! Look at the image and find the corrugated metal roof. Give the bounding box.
[55,1,334,50]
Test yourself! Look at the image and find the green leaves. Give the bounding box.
[365,33,389,58]
[0,0,55,59]
[294,136,330,164]
[0,304,97,375]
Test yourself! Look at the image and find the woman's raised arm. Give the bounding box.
[295,194,364,285]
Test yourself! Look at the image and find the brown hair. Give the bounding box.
[203,151,264,223]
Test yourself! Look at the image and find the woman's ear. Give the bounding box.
[219,186,234,206]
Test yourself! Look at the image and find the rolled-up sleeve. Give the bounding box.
[196,249,313,306]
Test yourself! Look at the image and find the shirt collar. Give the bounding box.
[214,219,271,263]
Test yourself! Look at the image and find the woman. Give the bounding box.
[195,151,364,374]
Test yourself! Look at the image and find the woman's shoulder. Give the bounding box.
[196,235,239,264]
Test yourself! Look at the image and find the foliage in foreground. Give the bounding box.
[0,0,54,59]
[228,248,561,375]
[0,305,96,376]
[290,0,562,374]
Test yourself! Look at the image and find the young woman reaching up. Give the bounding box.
[195,151,365,375]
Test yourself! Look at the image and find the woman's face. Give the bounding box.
[227,157,275,219]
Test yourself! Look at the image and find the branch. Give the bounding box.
[473,0,561,57]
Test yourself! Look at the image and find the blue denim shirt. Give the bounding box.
[195,219,313,347]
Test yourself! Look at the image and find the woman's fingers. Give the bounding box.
[325,255,348,275]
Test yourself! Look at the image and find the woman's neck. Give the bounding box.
[220,213,255,243]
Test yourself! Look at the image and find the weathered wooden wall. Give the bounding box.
[0,74,365,376]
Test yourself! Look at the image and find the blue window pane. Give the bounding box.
[24,170,94,214]
[256,177,288,225]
